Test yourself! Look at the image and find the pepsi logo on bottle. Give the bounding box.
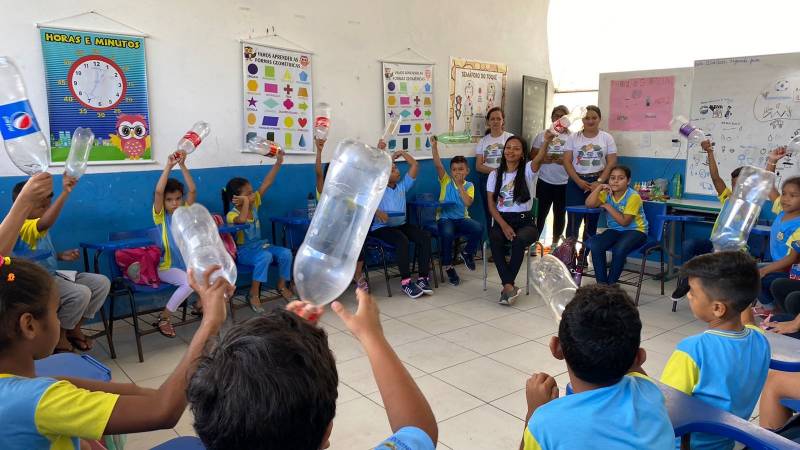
[0,100,41,140]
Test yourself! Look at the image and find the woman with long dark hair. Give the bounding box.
[475,107,513,230]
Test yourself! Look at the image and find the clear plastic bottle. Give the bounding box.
[711,165,776,252]
[246,135,280,158]
[174,121,209,159]
[381,116,402,143]
[671,115,708,145]
[307,192,317,219]
[529,254,578,324]
[549,106,586,135]
[436,132,472,144]
[788,135,800,156]
[170,203,237,285]
[314,102,331,140]
[65,127,94,178]
[294,140,392,305]
[0,56,50,175]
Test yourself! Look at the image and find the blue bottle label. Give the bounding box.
[0,100,40,141]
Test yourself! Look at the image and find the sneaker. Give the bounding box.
[401,280,424,299]
[671,278,690,300]
[461,251,476,271]
[416,277,434,295]
[446,267,461,286]
[507,287,521,305]
[498,291,510,305]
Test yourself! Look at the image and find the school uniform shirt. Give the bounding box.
[437,173,474,220]
[153,206,186,271]
[661,325,770,450]
[522,373,673,450]
[226,191,264,247]
[372,173,415,231]
[565,131,617,175]
[14,218,58,272]
[532,131,569,185]
[0,374,119,450]
[374,426,435,450]
[598,187,648,233]
[475,131,514,170]
[770,196,800,262]
[486,163,537,213]
[710,188,732,234]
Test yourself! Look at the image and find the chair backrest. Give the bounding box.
[643,201,667,243]
[107,227,162,278]
[415,192,438,227]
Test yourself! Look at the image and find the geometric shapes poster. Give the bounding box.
[40,27,152,163]
[448,58,507,138]
[242,43,313,153]
[382,62,434,154]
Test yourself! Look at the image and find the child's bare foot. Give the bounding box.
[66,329,92,351]
[278,286,295,301]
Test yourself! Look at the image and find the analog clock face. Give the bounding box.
[68,55,127,110]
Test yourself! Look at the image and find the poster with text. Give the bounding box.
[40,27,151,163]
[449,58,507,137]
[608,76,675,131]
[382,62,434,154]
[242,43,313,153]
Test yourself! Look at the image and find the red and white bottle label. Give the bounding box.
[266,144,278,157]
[183,131,202,147]
[315,117,330,128]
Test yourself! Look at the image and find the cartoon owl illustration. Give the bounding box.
[110,114,150,160]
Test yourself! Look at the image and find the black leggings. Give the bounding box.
[536,179,567,244]
[489,212,539,286]
[369,223,431,279]
[770,278,800,316]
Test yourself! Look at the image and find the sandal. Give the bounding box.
[66,334,92,351]
[246,295,265,314]
[155,318,177,338]
[278,286,295,301]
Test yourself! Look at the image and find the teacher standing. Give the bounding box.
[532,105,570,246]
[475,107,513,234]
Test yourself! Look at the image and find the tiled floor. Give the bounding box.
[85,265,756,450]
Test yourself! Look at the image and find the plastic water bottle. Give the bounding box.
[711,165,775,252]
[381,116,402,143]
[436,132,472,144]
[671,115,708,145]
[671,173,682,199]
[529,254,578,324]
[174,121,209,159]
[787,135,800,156]
[548,106,586,135]
[294,140,392,305]
[307,192,317,219]
[314,102,331,140]
[0,57,50,175]
[65,127,94,178]
[246,135,279,157]
[170,203,237,285]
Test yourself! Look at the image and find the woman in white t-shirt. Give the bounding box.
[562,105,618,241]
[475,107,514,230]
[532,105,570,247]
[487,135,549,305]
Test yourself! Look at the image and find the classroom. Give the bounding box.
[1,1,800,449]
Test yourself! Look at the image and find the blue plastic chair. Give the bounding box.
[410,193,442,286]
[151,436,205,450]
[363,236,398,297]
[781,397,800,413]
[35,353,111,381]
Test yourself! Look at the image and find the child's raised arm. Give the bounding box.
[37,174,77,233]
[315,138,325,196]
[531,130,554,173]
[153,154,179,214]
[702,140,728,197]
[0,173,52,255]
[431,136,446,180]
[395,151,419,180]
[178,154,197,206]
[766,146,786,202]
[257,150,284,197]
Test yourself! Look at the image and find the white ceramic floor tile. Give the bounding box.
[394,336,481,373]
[444,297,517,322]
[367,375,483,422]
[671,319,709,336]
[173,407,197,437]
[373,295,438,318]
[641,331,689,356]
[337,382,363,404]
[439,323,528,355]
[486,311,558,340]
[377,319,432,347]
[433,357,529,402]
[489,341,568,377]
[124,428,179,450]
[398,308,478,335]
[490,388,528,420]
[438,404,524,450]
[116,340,189,382]
[327,397,393,450]
[641,349,673,380]
[337,355,424,395]
[327,332,366,362]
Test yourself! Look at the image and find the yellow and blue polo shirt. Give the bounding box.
[437,173,474,220]
[770,196,800,262]
[153,206,186,271]
[598,187,648,233]
[14,219,58,273]
[226,191,263,246]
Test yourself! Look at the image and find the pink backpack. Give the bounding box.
[114,246,162,288]
[213,214,238,261]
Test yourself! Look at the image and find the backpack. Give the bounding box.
[213,214,238,261]
[551,237,583,285]
[114,246,162,288]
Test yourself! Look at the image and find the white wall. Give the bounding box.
[0,0,551,175]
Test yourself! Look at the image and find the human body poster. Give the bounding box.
[40,27,151,163]
[242,43,313,153]
[608,76,675,131]
[382,62,434,154]
[449,58,507,137]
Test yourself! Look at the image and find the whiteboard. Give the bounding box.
[598,67,693,159]
[686,52,800,195]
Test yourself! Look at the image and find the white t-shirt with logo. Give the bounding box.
[532,131,569,185]
[475,131,514,170]
[486,162,537,213]
[565,131,617,175]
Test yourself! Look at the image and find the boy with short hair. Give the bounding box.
[661,251,770,450]
[520,284,673,449]
[431,136,483,285]
[187,289,438,450]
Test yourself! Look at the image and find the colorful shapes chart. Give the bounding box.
[382,62,434,154]
[242,43,313,152]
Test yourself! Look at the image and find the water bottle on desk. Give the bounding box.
[174,121,209,159]
[171,203,237,285]
[0,56,50,175]
[65,127,94,178]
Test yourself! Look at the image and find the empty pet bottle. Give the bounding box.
[314,102,332,140]
[174,121,209,159]
[671,115,708,146]
[65,127,94,178]
[294,140,392,305]
[246,135,280,157]
[549,106,586,135]
[711,165,776,252]
[381,116,402,143]
[529,254,578,324]
[171,203,237,285]
[0,56,50,175]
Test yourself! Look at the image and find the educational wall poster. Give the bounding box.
[40,27,151,163]
[449,58,507,137]
[382,62,434,154]
[608,76,675,131]
[242,43,313,153]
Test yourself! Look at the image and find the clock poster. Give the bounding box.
[39,27,152,163]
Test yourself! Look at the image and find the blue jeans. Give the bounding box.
[681,238,713,264]
[587,229,647,284]
[438,218,483,266]
[237,243,293,283]
[566,177,599,241]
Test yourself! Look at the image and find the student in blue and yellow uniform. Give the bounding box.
[661,252,769,450]
[521,284,673,450]
[430,136,483,286]
[584,165,648,284]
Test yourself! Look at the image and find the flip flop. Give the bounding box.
[67,335,92,352]
[155,318,177,338]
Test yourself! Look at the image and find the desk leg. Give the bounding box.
[82,248,90,273]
